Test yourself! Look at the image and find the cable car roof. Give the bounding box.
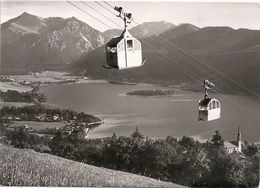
[199,98,219,107]
[106,36,122,47]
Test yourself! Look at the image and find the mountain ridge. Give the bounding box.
[1,12,106,74]
[72,25,260,95]
[1,12,260,96]
[103,21,175,41]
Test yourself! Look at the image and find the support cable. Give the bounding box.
[67,1,112,29]
[81,1,122,28]
[69,1,257,111]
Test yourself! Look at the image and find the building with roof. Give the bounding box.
[224,127,242,154]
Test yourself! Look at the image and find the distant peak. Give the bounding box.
[176,23,199,30]
[20,12,34,17]
[179,23,196,27]
[18,12,44,21]
[142,21,172,25]
[21,12,29,15]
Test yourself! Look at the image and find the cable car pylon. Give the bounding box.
[104,6,146,70]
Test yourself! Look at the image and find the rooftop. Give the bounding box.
[224,141,237,149]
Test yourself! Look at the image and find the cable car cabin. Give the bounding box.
[198,98,221,121]
[106,31,143,69]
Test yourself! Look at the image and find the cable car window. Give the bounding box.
[212,101,216,109]
[127,40,133,50]
[209,102,213,110]
[111,47,117,53]
[216,102,219,108]
[107,47,117,53]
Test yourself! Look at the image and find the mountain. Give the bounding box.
[103,29,122,41]
[72,26,260,96]
[0,144,182,187]
[1,12,105,74]
[129,21,175,39]
[166,26,260,95]
[1,12,46,44]
[103,21,175,41]
[161,23,199,40]
[2,13,260,95]
[1,14,175,74]
[171,26,260,53]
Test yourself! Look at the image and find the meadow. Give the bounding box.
[0,82,31,92]
[0,144,180,187]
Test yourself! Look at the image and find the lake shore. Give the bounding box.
[0,81,32,92]
[5,72,107,86]
[0,74,104,137]
[2,72,260,142]
[40,81,260,142]
[1,71,201,96]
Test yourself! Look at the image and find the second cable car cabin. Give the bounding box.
[105,6,145,69]
[198,80,221,121]
[199,98,221,121]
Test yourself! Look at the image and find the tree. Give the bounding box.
[179,136,196,149]
[243,144,258,157]
[112,132,117,142]
[9,128,29,148]
[131,127,144,140]
[176,146,210,186]
[211,130,224,146]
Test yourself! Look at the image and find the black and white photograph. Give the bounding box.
[0,0,259,187]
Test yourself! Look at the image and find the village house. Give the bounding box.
[35,113,47,121]
[53,114,60,121]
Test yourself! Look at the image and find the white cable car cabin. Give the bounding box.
[199,98,221,121]
[105,6,145,70]
[106,31,144,69]
[198,80,221,121]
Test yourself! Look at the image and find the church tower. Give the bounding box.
[237,127,242,152]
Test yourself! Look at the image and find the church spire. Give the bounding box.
[237,127,242,152]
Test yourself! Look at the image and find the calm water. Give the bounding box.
[41,82,260,142]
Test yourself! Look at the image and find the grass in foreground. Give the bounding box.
[0,144,183,187]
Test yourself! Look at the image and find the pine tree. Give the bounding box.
[131,127,144,140]
[112,132,117,142]
[211,130,224,146]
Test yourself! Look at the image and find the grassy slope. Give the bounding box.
[0,144,183,187]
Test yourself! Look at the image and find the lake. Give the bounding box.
[41,82,260,142]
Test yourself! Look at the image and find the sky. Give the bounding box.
[1,1,260,32]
